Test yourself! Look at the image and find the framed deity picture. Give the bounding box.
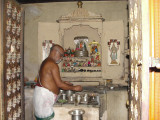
[108,39,120,65]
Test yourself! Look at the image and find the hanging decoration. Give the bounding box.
[42,40,54,60]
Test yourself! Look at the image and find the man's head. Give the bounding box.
[49,44,64,64]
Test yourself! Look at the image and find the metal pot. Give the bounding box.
[66,90,75,98]
[75,50,88,57]
[83,94,88,102]
[76,94,81,105]
[60,89,65,94]
[62,94,66,100]
[69,109,85,120]
[68,95,75,103]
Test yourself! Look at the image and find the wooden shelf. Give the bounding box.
[62,67,101,69]
[62,56,102,77]
[64,57,91,59]
[61,72,102,78]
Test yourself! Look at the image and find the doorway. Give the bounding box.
[0,0,151,120]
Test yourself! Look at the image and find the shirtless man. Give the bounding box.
[33,44,82,120]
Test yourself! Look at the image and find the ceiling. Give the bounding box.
[16,0,127,4]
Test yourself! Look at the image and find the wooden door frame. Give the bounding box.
[0,0,150,120]
[0,0,25,119]
[141,0,150,119]
[0,0,4,119]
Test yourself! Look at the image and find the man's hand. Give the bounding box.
[64,81,73,86]
[74,85,83,91]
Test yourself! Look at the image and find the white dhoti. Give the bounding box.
[33,86,57,120]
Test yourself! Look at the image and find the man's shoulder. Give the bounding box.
[43,58,58,67]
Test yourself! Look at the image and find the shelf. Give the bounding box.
[61,72,102,78]
[64,57,90,59]
[62,56,102,77]
[61,66,101,73]
[62,67,101,68]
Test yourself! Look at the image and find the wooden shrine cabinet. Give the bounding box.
[57,7,104,81]
[55,4,126,86]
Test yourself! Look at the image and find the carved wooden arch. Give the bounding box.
[59,22,103,44]
[62,24,101,41]
[62,24,102,53]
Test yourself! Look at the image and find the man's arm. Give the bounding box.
[51,64,82,91]
[64,81,73,86]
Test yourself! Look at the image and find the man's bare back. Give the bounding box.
[37,44,82,95]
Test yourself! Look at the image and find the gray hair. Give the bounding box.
[50,44,63,53]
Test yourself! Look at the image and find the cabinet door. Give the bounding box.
[3,0,24,119]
